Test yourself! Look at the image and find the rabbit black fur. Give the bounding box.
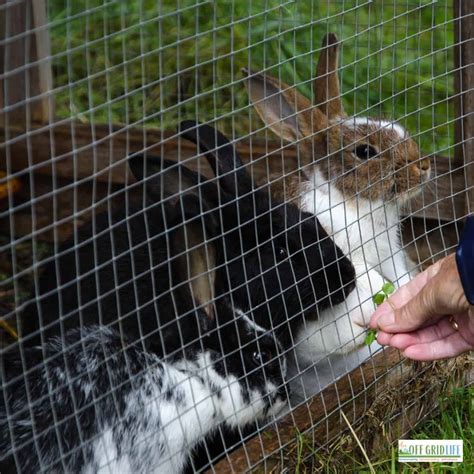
[128,124,356,342]
[19,191,218,355]
[19,122,355,351]
[0,303,287,473]
[177,121,355,342]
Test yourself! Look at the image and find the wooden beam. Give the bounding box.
[454,0,474,215]
[208,350,471,472]
[0,0,53,125]
[0,121,465,222]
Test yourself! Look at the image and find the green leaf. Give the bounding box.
[372,292,386,305]
[382,282,396,295]
[364,329,377,346]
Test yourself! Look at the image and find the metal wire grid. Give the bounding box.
[0,0,470,472]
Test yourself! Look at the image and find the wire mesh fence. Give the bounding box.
[0,0,472,472]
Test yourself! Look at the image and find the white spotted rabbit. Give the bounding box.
[1,307,287,473]
[243,33,430,360]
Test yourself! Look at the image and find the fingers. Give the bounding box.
[386,286,436,332]
[371,254,468,334]
[376,317,455,350]
[376,312,474,360]
[401,333,474,361]
[369,258,443,330]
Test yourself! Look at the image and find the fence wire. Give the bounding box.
[0,0,471,472]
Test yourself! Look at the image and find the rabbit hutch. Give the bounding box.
[0,0,473,472]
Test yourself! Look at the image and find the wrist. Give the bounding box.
[456,215,474,306]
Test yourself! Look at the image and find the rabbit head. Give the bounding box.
[127,154,222,337]
[243,33,431,206]
[195,302,288,423]
[178,121,356,341]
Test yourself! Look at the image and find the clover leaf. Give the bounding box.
[372,292,386,305]
[365,280,395,346]
[382,282,395,295]
[364,328,377,346]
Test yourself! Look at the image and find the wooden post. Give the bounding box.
[0,0,54,125]
[454,0,474,215]
[31,0,53,122]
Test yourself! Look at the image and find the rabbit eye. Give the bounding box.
[252,349,272,366]
[276,246,288,260]
[354,144,378,160]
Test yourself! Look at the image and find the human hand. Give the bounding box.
[370,254,474,361]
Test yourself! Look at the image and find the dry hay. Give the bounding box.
[211,350,473,473]
[274,355,471,472]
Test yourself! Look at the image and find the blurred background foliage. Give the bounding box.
[47,0,454,155]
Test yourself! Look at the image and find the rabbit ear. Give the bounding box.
[128,153,164,200]
[171,195,218,327]
[314,33,344,119]
[128,154,206,201]
[179,120,253,196]
[186,225,216,327]
[242,68,327,143]
[167,192,219,242]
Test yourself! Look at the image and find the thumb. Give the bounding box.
[371,256,444,331]
[376,254,466,333]
[377,280,441,333]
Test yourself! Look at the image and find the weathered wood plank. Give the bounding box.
[210,349,404,473]
[208,350,472,473]
[454,1,474,215]
[0,0,53,124]
[31,0,54,122]
[0,121,466,222]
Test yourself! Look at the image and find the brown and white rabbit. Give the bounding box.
[243,33,431,360]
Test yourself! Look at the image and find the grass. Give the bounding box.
[47,0,456,155]
[287,386,473,473]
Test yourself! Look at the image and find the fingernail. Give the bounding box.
[376,331,390,346]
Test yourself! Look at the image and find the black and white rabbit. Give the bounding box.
[19,122,355,351]
[177,121,355,342]
[0,303,287,473]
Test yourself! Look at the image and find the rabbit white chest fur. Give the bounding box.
[294,169,416,361]
[303,169,415,285]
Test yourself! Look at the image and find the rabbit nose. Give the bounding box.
[418,157,431,171]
